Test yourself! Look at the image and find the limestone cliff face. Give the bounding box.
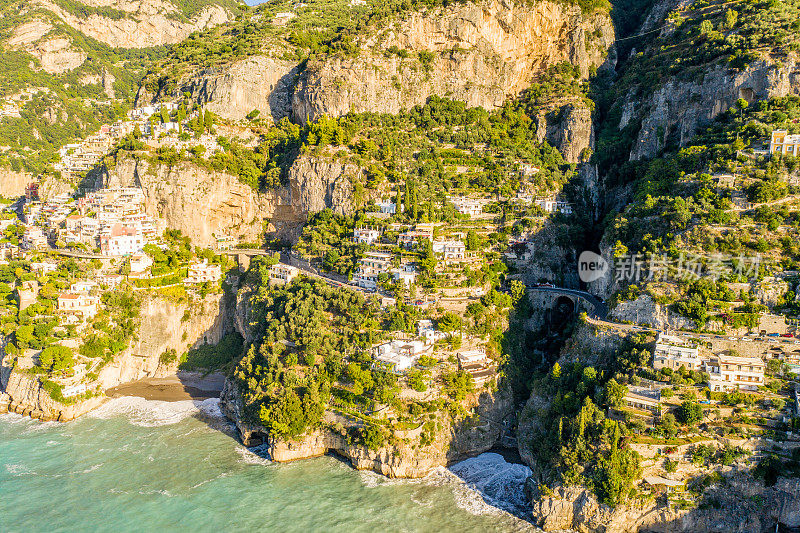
[175,57,300,122]
[292,0,615,122]
[220,376,514,478]
[0,293,229,421]
[8,20,86,74]
[529,475,800,533]
[625,58,800,160]
[97,293,229,388]
[37,0,232,48]
[101,153,357,247]
[536,104,594,163]
[0,168,32,198]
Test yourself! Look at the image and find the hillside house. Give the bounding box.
[269,264,299,286]
[186,260,222,284]
[770,130,800,156]
[623,387,661,415]
[30,261,57,274]
[375,200,396,215]
[397,230,433,249]
[371,340,431,373]
[433,240,466,261]
[705,352,765,392]
[100,224,143,256]
[22,226,47,250]
[392,264,417,287]
[448,196,484,217]
[652,333,700,371]
[353,252,393,290]
[353,227,381,245]
[457,349,493,385]
[97,274,123,288]
[58,292,100,318]
[129,253,153,275]
[535,198,574,215]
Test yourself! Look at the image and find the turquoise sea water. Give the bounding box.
[0,397,537,533]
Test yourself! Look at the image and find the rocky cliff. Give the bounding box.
[219,376,514,478]
[0,292,229,421]
[292,0,615,122]
[101,152,358,247]
[37,0,233,48]
[159,0,614,128]
[529,473,800,533]
[624,58,800,161]
[0,168,32,198]
[177,56,300,122]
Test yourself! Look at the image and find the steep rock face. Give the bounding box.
[177,56,300,122]
[97,293,229,388]
[39,0,232,48]
[292,0,614,122]
[101,153,357,246]
[0,293,228,421]
[542,104,594,163]
[530,475,800,532]
[220,377,514,478]
[0,168,32,198]
[287,155,359,216]
[626,58,800,160]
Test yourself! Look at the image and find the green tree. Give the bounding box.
[39,345,74,374]
[677,400,703,425]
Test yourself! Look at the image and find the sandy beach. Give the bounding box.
[105,372,226,401]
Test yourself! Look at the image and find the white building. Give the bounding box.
[70,281,99,294]
[536,198,574,215]
[449,197,484,217]
[185,259,222,284]
[58,292,100,318]
[417,319,446,344]
[392,264,417,287]
[22,226,48,250]
[353,252,393,290]
[371,340,432,373]
[770,130,800,156]
[269,263,300,286]
[652,333,700,371]
[353,227,381,245]
[705,352,765,392]
[375,200,396,215]
[129,253,153,275]
[30,261,57,274]
[100,224,143,256]
[397,230,432,249]
[433,240,466,261]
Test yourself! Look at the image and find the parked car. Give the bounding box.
[767,333,780,337]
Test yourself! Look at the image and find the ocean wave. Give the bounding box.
[85,396,229,427]
[194,398,225,419]
[447,453,533,517]
[357,453,533,520]
[236,444,272,465]
[5,463,35,476]
[88,397,202,427]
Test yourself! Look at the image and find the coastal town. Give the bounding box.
[2,0,800,527]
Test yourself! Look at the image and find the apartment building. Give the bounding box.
[770,130,800,156]
[705,352,765,392]
[353,252,393,290]
[100,224,144,256]
[269,264,300,286]
[652,333,700,371]
[186,259,222,284]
